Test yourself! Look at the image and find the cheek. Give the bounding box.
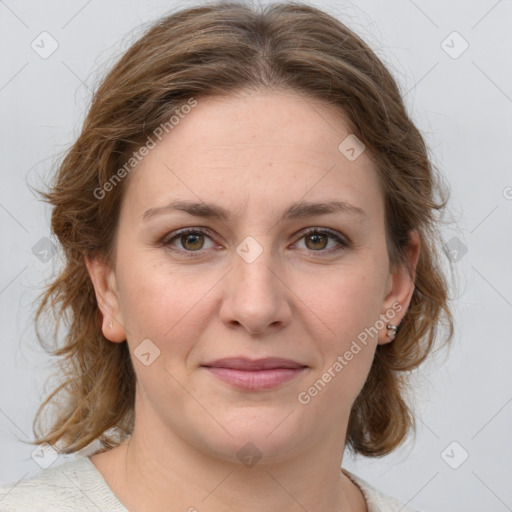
[298,270,384,415]
[299,263,386,345]
[115,254,215,346]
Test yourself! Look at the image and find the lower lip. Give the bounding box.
[203,367,306,390]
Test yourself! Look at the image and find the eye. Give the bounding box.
[163,228,217,253]
[161,227,349,257]
[294,228,349,254]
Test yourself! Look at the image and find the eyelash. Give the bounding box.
[161,227,350,258]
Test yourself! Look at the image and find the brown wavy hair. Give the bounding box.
[33,0,454,457]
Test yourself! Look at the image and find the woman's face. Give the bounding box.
[88,89,418,464]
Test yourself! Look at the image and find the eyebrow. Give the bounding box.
[142,198,366,224]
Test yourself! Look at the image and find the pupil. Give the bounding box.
[308,233,327,250]
[180,233,328,251]
[183,233,203,250]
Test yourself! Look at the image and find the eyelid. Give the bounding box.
[161,226,350,256]
[295,226,350,246]
[161,227,220,252]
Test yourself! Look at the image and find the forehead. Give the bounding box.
[120,89,384,224]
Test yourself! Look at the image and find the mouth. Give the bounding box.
[201,357,308,391]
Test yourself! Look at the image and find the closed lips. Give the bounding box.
[202,358,307,370]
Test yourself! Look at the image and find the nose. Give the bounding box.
[219,243,292,336]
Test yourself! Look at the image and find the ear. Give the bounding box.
[378,229,421,345]
[85,255,127,343]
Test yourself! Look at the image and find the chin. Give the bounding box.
[193,409,309,466]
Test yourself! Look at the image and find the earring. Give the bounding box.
[109,320,113,329]
[386,323,398,341]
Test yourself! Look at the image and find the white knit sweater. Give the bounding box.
[0,457,418,512]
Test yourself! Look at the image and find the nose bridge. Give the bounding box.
[234,235,280,302]
[220,234,290,334]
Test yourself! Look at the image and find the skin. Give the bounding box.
[86,88,420,512]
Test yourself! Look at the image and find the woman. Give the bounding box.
[0,1,453,510]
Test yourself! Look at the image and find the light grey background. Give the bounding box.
[1,1,511,510]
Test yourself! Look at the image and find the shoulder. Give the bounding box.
[0,456,127,512]
[343,468,421,512]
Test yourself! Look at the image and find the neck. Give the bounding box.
[90,403,366,511]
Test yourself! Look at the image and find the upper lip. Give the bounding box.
[202,357,306,370]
